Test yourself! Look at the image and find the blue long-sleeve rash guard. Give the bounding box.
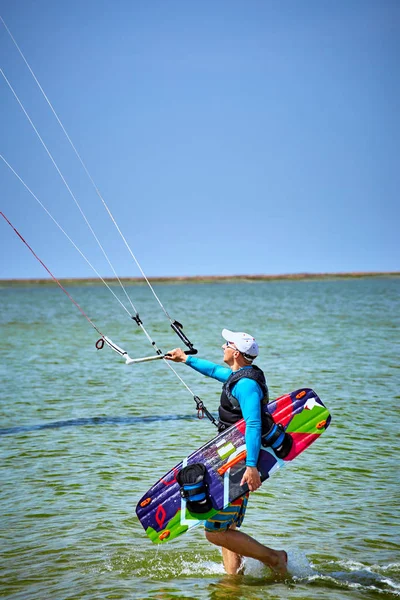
[186,356,263,467]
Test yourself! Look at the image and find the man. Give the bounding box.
[166,328,287,576]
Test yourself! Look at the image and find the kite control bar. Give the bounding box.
[96,336,196,365]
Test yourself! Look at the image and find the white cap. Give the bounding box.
[222,328,259,358]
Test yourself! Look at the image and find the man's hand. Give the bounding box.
[240,466,262,492]
[164,348,188,363]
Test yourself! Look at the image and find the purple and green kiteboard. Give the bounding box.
[136,388,331,544]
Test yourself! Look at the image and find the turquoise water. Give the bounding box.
[1,278,399,599]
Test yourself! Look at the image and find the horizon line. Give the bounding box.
[1,271,399,285]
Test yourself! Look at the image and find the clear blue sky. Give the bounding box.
[1,0,399,279]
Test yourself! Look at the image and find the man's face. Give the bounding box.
[222,341,238,366]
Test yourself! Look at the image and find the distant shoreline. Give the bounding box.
[0,272,399,286]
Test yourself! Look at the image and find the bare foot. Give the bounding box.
[271,550,288,578]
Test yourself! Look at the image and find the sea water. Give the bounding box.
[1,277,399,600]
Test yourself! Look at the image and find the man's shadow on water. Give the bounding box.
[0,414,198,436]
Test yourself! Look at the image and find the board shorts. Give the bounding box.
[204,493,249,533]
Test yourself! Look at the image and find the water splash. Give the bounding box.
[287,548,318,579]
[242,548,316,580]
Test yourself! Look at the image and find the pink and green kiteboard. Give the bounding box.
[136,388,331,544]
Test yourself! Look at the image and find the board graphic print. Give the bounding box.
[136,388,331,544]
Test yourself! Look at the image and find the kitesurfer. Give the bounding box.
[166,329,288,576]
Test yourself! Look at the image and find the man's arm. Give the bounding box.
[234,378,264,491]
[165,349,231,382]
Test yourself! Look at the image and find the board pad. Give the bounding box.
[136,388,331,544]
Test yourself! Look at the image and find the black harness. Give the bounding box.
[218,365,269,432]
[218,365,293,459]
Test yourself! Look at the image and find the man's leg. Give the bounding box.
[205,527,287,575]
[221,545,243,575]
[218,525,244,574]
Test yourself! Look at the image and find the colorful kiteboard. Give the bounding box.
[136,388,331,544]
